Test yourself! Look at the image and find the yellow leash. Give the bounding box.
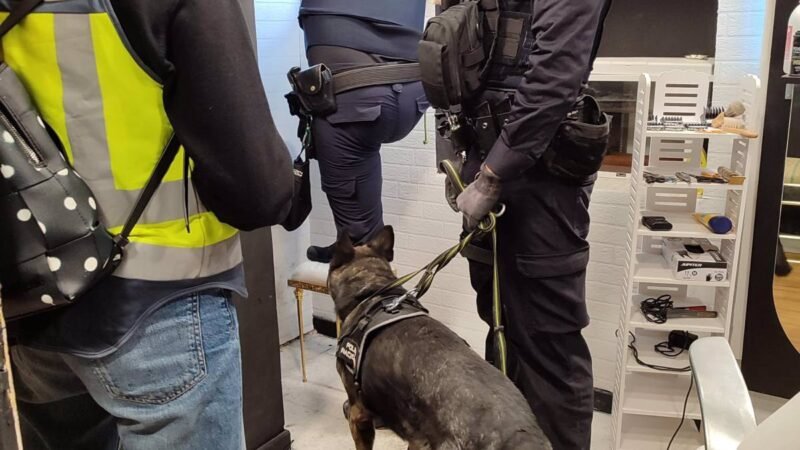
[366,160,507,375]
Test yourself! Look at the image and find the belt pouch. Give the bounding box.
[472,101,498,156]
[287,64,337,116]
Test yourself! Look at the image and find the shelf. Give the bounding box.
[629,295,725,334]
[638,212,736,240]
[633,253,730,287]
[646,129,743,140]
[620,414,704,450]
[626,329,692,376]
[622,373,701,420]
[641,167,744,191]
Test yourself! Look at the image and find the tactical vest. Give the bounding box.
[0,1,242,282]
[484,0,534,89]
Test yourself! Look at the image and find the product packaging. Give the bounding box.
[661,238,728,282]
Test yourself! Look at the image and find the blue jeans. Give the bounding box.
[11,291,245,450]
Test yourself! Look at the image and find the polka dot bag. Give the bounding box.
[0,0,179,320]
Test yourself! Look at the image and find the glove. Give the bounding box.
[456,164,501,231]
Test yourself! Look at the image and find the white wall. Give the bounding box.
[712,0,768,358]
[254,0,313,345]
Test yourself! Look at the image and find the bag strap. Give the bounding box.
[478,0,501,81]
[115,136,181,246]
[0,0,43,39]
[0,0,180,246]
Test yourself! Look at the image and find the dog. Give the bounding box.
[328,226,551,450]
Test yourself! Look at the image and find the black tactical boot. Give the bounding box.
[307,243,335,263]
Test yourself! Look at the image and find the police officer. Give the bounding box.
[451,1,612,449]
[299,0,429,262]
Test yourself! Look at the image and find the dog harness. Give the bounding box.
[336,290,429,383]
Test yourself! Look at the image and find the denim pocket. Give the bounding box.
[90,295,207,405]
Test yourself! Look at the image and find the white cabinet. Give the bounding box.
[612,72,761,449]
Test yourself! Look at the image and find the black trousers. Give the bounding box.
[465,162,595,450]
[313,82,427,243]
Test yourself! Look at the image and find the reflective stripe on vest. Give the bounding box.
[0,3,241,281]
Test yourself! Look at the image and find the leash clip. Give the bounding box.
[384,288,418,313]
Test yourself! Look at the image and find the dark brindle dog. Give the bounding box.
[328,226,551,450]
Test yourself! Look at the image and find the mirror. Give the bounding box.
[775,156,800,352]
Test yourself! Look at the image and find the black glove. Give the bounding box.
[456,165,501,231]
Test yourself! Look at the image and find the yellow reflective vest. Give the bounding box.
[1,2,241,281]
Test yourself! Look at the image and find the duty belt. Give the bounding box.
[332,63,422,94]
[336,290,429,383]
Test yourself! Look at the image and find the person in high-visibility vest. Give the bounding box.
[5,1,294,448]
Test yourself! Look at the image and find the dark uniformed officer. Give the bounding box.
[299,0,429,262]
[453,1,612,449]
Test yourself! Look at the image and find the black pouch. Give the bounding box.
[472,101,498,156]
[281,95,314,232]
[543,95,611,182]
[282,151,312,232]
[419,2,486,110]
[287,64,337,117]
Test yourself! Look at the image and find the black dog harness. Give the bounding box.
[336,290,429,383]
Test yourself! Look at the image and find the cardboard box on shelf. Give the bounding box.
[661,238,728,282]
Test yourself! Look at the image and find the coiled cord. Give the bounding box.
[640,294,673,324]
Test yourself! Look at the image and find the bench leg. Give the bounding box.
[294,287,307,383]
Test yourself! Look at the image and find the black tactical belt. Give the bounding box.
[333,63,421,95]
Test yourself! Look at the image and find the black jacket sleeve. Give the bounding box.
[111,0,294,231]
[483,0,606,179]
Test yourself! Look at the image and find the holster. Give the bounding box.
[287,64,337,117]
[542,95,611,183]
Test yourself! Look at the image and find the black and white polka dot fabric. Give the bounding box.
[0,64,121,320]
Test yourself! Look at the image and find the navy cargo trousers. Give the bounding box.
[313,82,427,243]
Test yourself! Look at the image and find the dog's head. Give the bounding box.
[328,226,397,321]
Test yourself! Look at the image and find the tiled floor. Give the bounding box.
[280,333,613,450]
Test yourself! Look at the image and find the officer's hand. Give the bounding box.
[456,165,501,231]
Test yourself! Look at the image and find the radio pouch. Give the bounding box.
[287,64,337,117]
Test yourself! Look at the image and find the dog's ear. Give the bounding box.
[367,226,395,262]
[330,231,355,269]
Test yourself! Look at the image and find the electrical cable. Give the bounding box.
[667,376,694,450]
[640,294,673,324]
[627,332,691,372]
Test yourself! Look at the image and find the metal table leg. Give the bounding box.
[294,288,307,383]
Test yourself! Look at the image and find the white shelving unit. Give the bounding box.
[612,72,761,449]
